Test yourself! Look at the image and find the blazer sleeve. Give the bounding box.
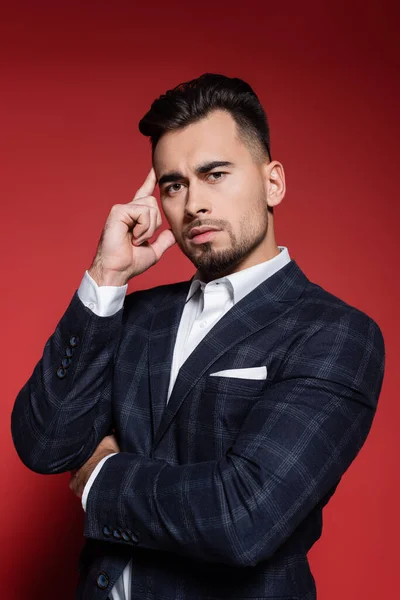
[11,290,125,474]
[83,309,385,567]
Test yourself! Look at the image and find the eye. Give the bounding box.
[165,183,184,195]
[207,171,226,182]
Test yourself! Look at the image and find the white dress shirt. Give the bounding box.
[77,246,291,600]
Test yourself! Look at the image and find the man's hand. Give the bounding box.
[69,434,120,499]
[88,167,176,287]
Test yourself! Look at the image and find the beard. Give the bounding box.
[179,201,269,280]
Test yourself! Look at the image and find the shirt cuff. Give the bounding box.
[81,453,118,512]
[77,270,128,316]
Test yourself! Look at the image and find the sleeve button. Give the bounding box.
[56,367,67,379]
[121,530,130,542]
[61,357,71,368]
[112,528,121,540]
[69,336,79,347]
[102,525,111,537]
[65,346,74,358]
[130,530,140,544]
[96,572,109,589]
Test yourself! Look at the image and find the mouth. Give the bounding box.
[188,226,222,244]
[190,230,221,244]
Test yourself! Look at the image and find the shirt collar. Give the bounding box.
[186,246,291,304]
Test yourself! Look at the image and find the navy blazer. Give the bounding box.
[11,260,385,600]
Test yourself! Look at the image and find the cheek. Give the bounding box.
[162,204,183,237]
[162,202,177,224]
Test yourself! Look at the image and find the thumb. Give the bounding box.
[150,229,177,261]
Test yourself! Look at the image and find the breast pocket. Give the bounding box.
[198,375,269,456]
[203,373,268,397]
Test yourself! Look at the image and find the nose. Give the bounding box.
[184,184,212,219]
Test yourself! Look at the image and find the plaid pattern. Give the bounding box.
[11,260,385,600]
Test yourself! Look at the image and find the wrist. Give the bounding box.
[86,450,118,481]
[88,263,129,287]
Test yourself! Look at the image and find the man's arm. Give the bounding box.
[11,167,176,475]
[83,311,385,567]
[11,272,127,474]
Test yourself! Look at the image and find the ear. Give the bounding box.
[262,160,286,208]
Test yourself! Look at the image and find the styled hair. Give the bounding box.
[138,73,272,163]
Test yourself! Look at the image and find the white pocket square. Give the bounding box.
[210,366,267,380]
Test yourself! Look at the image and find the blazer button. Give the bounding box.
[56,367,66,379]
[103,525,111,537]
[61,357,72,368]
[65,346,74,358]
[69,336,79,347]
[112,528,121,540]
[96,572,109,589]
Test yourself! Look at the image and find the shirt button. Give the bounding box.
[88,302,95,310]
[199,321,207,328]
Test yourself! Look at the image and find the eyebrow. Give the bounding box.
[157,160,235,188]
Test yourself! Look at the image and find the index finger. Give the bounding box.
[133,167,157,201]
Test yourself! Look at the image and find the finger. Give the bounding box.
[133,207,158,246]
[133,167,157,201]
[100,434,116,444]
[150,229,177,261]
[131,206,152,241]
[98,434,120,452]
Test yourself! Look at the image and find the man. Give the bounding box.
[11,73,385,600]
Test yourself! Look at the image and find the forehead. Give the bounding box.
[153,109,251,175]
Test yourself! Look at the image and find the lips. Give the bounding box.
[188,225,221,239]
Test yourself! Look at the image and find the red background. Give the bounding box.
[1,2,398,598]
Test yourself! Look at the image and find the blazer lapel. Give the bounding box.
[148,280,192,439]
[152,260,309,450]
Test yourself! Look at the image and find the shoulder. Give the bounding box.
[288,273,385,389]
[298,274,384,346]
[277,271,385,403]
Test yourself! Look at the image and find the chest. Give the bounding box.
[111,317,301,463]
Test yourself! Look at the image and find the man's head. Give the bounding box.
[139,73,285,280]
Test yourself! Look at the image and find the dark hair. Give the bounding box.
[138,73,272,163]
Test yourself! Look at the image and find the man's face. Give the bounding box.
[153,109,274,280]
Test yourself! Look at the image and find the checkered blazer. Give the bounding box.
[11,260,385,600]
